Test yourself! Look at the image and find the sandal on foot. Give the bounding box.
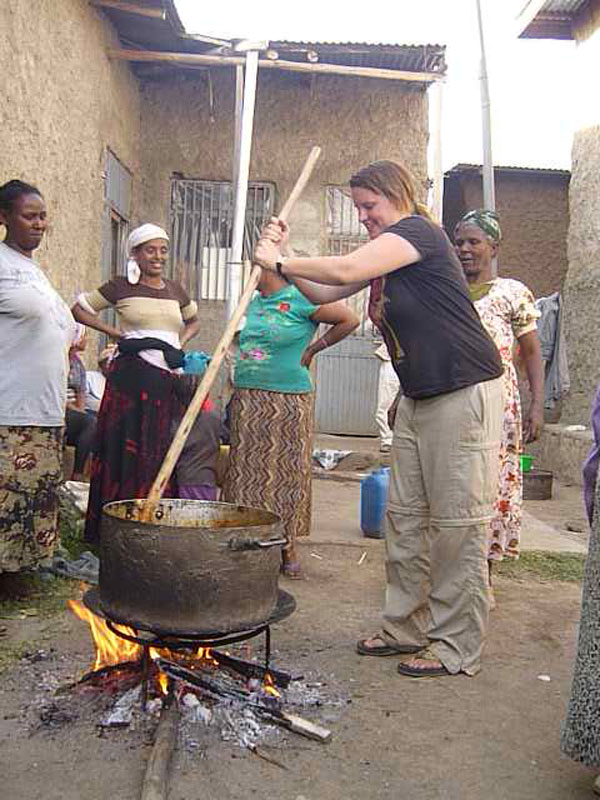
[356,634,423,657]
[396,646,452,678]
[280,561,302,579]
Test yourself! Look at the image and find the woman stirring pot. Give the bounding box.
[254,161,504,678]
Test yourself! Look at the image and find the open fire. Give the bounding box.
[64,592,333,754]
[67,598,280,702]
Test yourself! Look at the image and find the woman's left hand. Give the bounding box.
[254,237,280,271]
[523,405,544,443]
[300,345,315,368]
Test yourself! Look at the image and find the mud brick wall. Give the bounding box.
[138,69,429,258]
[561,126,600,423]
[138,69,429,355]
[0,0,141,309]
[1,0,431,373]
[443,168,570,299]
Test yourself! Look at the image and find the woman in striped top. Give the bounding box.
[72,224,201,546]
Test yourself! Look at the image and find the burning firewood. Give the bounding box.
[155,658,332,744]
[210,650,295,689]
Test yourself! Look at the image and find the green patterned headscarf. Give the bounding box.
[456,209,502,244]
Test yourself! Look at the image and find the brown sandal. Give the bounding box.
[356,634,423,657]
[396,646,452,678]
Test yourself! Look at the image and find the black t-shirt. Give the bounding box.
[378,215,503,399]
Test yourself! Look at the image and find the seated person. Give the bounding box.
[65,326,96,481]
[175,410,221,501]
[85,345,115,415]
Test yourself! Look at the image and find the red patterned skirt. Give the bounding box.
[84,355,187,546]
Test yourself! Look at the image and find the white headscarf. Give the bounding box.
[126,223,169,285]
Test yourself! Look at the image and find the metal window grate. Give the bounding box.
[325,186,373,337]
[170,180,276,301]
[99,150,132,343]
[105,150,132,222]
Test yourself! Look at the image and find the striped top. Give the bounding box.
[81,277,198,371]
[83,276,197,332]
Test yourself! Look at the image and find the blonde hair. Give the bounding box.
[349,160,432,220]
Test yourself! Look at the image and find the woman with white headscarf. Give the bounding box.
[72,223,201,545]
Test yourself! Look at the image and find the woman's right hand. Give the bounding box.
[253,238,280,271]
[261,217,290,251]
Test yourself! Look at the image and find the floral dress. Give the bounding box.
[473,278,539,560]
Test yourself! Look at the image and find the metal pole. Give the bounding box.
[428,81,443,223]
[226,49,260,320]
[476,0,496,275]
[476,0,495,211]
[231,65,244,211]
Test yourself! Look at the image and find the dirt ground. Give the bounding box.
[0,478,595,800]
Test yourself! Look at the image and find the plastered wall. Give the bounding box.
[138,68,429,353]
[0,0,141,326]
[1,4,431,370]
[561,126,600,422]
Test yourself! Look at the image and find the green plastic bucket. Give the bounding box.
[520,454,534,473]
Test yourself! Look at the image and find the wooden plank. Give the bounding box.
[91,1,166,19]
[140,701,179,800]
[263,709,332,743]
[108,48,444,83]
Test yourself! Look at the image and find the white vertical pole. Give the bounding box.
[231,65,244,207]
[226,50,259,320]
[476,0,496,275]
[428,81,443,223]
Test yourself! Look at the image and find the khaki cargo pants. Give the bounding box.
[382,378,503,675]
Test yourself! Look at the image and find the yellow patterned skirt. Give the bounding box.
[0,425,63,573]
[223,389,313,543]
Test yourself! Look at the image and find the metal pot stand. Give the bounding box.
[82,587,296,708]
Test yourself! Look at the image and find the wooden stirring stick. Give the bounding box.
[137,145,322,522]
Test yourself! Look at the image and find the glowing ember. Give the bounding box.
[263,672,281,698]
[149,650,170,695]
[193,646,218,666]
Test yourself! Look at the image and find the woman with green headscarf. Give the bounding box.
[454,210,544,606]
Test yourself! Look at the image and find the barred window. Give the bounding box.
[325,186,373,335]
[170,180,276,301]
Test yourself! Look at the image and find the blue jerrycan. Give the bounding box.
[360,467,390,539]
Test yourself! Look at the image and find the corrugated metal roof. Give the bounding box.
[446,163,570,177]
[93,4,446,77]
[518,0,591,38]
[534,0,588,12]
[270,40,446,75]
[93,0,232,54]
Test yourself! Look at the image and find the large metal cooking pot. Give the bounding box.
[99,499,286,637]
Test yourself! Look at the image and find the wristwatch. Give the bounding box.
[276,260,290,283]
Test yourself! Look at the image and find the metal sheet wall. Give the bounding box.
[314,187,379,436]
[314,336,379,435]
